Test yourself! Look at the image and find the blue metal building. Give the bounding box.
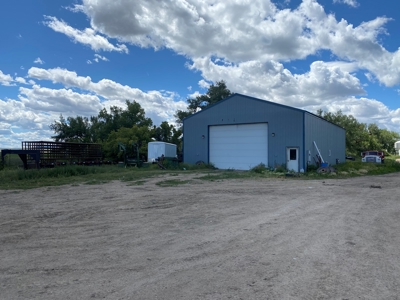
[183,93,345,171]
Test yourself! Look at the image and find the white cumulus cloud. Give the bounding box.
[27,67,187,125]
[2,0,400,147]
[44,16,129,53]
[70,0,400,88]
[34,57,45,64]
[333,0,359,7]
[0,70,15,86]
[15,77,28,84]
[189,58,365,107]
[93,54,109,62]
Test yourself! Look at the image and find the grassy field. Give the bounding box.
[0,155,399,190]
[1,153,24,167]
[331,157,400,176]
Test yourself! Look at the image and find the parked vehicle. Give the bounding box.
[361,150,384,163]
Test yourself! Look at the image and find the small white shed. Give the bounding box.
[147,142,177,162]
[395,141,400,155]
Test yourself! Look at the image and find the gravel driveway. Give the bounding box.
[1,173,400,299]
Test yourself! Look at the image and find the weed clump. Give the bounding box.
[251,163,268,174]
[274,164,286,173]
[306,164,318,172]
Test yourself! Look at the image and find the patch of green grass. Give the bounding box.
[274,164,287,173]
[198,166,297,181]
[199,170,268,181]
[188,162,216,170]
[250,163,268,174]
[0,165,158,190]
[156,179,191,187]
[304,158,400,178]
[126,180,146,186]
[1,159,399,190]
[1,154,24,168]
[341,159,400,174]
[84,179,110,185]
[0,162,215,190]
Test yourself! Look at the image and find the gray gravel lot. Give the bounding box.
[1,173,400,299]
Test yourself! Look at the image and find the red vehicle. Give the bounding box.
[361,150,385,163]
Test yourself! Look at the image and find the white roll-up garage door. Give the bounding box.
[209,123,268,170]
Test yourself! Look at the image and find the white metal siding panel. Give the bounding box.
[209,123,268,170]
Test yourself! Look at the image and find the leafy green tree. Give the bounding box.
[90,100,152,142]
[152,121,174,142]
[317,109,400,156]
[50,100,152,145]
[151,121,183,151]
[381,130,400,154]
[175,80,232,126]
[170,127,183,151]
[174,110,191,127]
[367,124,400,154]
[49,115,92,143]
[102,125,153,160]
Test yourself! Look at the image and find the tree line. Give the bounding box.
[49,81,232,161]
[316,110,399,156]
[49,80,399,161]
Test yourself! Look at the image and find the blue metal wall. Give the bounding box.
[184,94,346,170]
[183,94,305,169]
[304,113,346,166]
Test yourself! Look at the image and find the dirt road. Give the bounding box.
[1,173,400,299]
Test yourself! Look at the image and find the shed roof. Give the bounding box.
[183,93,344,130]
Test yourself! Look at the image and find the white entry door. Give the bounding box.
[209,123,268,170]
[287,148,299,172]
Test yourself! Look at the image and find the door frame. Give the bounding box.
[286,147,299,172]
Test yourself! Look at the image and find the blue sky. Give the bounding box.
[1,0,400,148]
